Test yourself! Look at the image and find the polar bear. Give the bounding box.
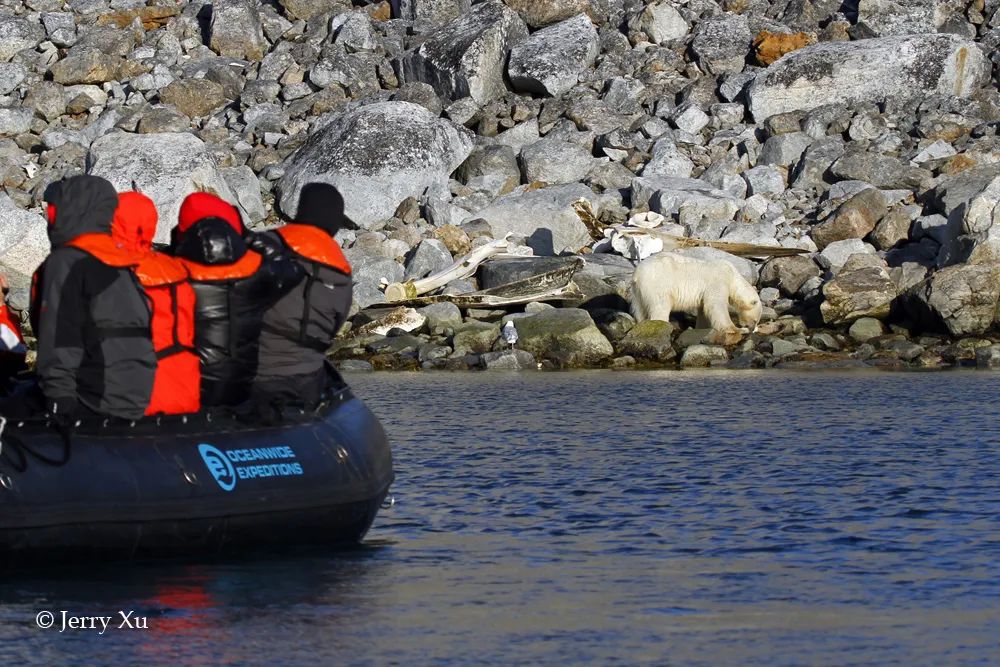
[629,253,762,335]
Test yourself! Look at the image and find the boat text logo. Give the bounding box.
[198,443,304,492]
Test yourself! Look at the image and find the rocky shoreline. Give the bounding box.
[2,0,1000,373]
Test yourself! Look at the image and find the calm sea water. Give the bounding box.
[1,370,999,666]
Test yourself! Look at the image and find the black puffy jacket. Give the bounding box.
[172,218,303,407]
[250,225,352,403]
[31,175,155,419]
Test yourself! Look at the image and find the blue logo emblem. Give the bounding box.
[199,444,237,492]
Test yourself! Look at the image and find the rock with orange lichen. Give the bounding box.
[753,30,815,65]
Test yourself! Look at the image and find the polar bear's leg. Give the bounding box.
[703,290,737,332]
[695,310,712,329]
[645,296,673,322]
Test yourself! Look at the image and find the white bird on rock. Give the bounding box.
[502,320,518,350]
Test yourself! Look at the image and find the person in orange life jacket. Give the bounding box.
[170,192,304,408]
[30,175,155,420]
[111,192,201,416]
[0,272,28,389]
[251,183,355,407]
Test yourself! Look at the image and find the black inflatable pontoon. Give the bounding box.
[0,382,393,568]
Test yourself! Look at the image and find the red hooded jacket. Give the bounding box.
[67,192,200,416]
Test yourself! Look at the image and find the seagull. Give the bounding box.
[502,320,518,350]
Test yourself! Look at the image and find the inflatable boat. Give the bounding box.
[0,378,393,568]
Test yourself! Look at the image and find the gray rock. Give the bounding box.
[870,204,918,251]
[829,151,930,190]
[393,0,472,28]
[392,82,444,115]
[633,1,689,44]
[748,34,990,121]
[519,138,594,185]
[478,256,578,289]
[975,344,1000,369]
[50,49,120,85]
[742,164,785,196]
[418,302,462,334]
[137,107,190,134]
[648,178,741,227]
[816,238,878,274]
[641,140,694,179]
[338,359,375,372]
[616,319,676,362]
[691,13,752,75]
[513,307,613,366]
[790,136,846,189]
[503,0,593,29]
[332,12,379,53]
[210,0,268,61]
[479,348,537,370]
[405,238,453,280]
[0,63,26,95]
[905,264,1000,336]
[848,317,885,342]
[857,0,947,36]
[466,183,597,255]
[680,344,729,367]
[0,16,44,62]
[278,102,474,228]
[811,188,888,250]
[457,144,520,186]
[508,14,598,97]
[760,255,820,296]
[672,104,710,134]
[929,166,1000,266]
[820,265,897,324]
[0,108,32,138]
[25,82,67,122]
[759,132,813,167]
[401,0,528,105]
[346,249,406,309]
[452,320,500,355]
[88,132,237,244]
[221,166,267,224]
[0,194,49,280]
[494,118,541,152]
[159,78,228,118]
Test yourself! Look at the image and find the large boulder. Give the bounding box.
[905,264,1000,336]
[929,166,1000,266]
[278,102,473,228]
[87,132,236,244]
[811,188,888,250]
[820,264,897,325]
[691,13,752,75]
[0,194,49,280]
[512,308,613,366]
[519,138,595,185]
[747,34,990,121]
[50,49,120,85]
[508,14,598,97]
[0,16,44,62]
[401,0,528,105]
[463,183,596,255]
[209,0,268,61]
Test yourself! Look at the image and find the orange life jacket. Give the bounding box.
[275,224,352,276]
[65,233,201,416]
[180,250,263,282]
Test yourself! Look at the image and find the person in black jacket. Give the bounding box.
[30,175,156,420]
[171,193,303,408]
[252,184,355,408]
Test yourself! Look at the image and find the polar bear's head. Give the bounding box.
[730,278,763,331]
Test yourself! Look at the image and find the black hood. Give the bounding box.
[295,183,358,235]
[172,218,249,266]
[44,175,119,247]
